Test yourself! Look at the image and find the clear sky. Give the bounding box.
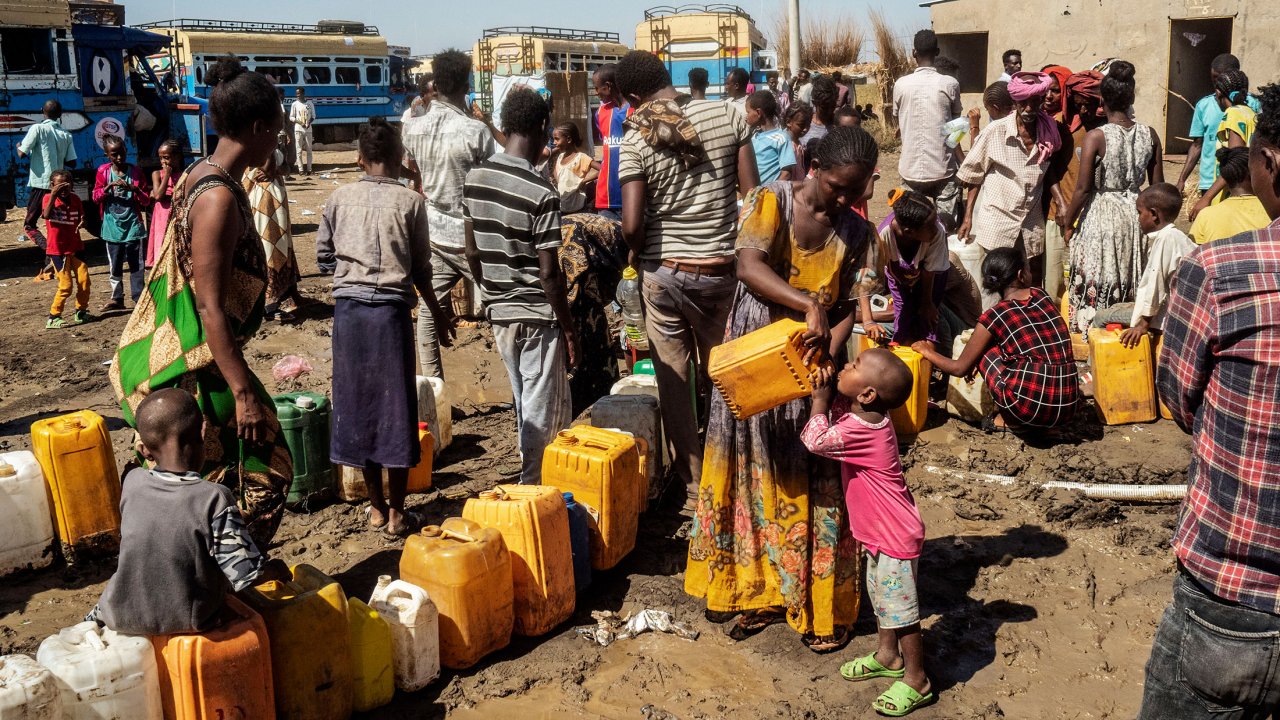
[123,0,930,58]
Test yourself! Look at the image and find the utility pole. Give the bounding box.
[788,0,801,74]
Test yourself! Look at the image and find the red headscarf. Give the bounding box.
[1042,65,1073,120]
[1065,70,1105,132]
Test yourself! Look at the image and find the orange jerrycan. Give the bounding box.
[400,518,513,669]
[242,565,353,720]
[151,596,275,720]
[1090,327,1157,425]
[888,345,931,438]
[541,426,642,571]
[30,410,121,560]
[708,318,830,420]
[463,486,574,636]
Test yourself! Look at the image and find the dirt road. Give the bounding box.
[0,148,1190,719]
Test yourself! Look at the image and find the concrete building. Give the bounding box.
[922,0,1280,153]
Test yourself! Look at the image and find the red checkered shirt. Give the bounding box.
[1158,217,1280,614]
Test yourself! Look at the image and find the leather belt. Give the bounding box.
[660,259,735,277]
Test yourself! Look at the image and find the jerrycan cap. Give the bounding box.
[556,430,580,445]
[418,422,430,432]
[0,462,14,478]
[295,396,316,409]
[422,525,443,538]
[622,266,638,281]
[478,490,499,500]
[1105,323,1123,332]
[562,491,574,503]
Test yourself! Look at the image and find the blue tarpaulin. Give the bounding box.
[70,25,170,97]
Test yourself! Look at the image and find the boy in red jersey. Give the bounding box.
[42,169,91,328]
[592,64,633,221]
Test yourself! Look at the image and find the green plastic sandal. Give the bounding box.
[873,680,935,717]
[840,653,906,681]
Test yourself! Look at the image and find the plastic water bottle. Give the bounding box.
[616,267,649,351]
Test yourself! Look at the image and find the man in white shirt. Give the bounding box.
[289,87,316,175]
[893,30,964,232]
[998,49,1022,83]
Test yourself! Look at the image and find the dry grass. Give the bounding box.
[869,9,914,127]
[770,8,865,71]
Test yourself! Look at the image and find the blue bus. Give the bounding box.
[1,0,200,223]
[140,19,406,143]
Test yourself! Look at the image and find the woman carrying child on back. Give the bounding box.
[316,117,452,536]
[547,122,599,214]
[867,189,949,350]
[913,247,1078,433]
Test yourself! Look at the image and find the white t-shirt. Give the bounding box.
[290,100,316,131]
[878,219,950,273]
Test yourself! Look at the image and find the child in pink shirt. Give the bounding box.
[801,347,933,716]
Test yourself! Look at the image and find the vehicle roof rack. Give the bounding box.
[136,19,380,36]
[643,4,754,22]
[480,26,621,43]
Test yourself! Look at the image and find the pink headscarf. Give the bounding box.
[1008,71,1062,164]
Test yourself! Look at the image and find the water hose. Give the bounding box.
[922,466,1185,502]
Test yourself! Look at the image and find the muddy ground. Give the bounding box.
[0,148,1193,719]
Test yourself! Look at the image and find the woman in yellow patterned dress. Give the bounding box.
[685,126,881,652]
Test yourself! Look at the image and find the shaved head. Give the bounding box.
[136,387,203,452]
[861,348,915,409]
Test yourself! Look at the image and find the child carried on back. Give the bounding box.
[801,348,934,717]
[88,388,288,634]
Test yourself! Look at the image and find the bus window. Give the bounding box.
[335,66,360,85]
[304,66,331,85]
[335,57,360,63]
[303,57,331,63]
[1,28,55,74]
[256,65,297,84]
[365,65,381,84]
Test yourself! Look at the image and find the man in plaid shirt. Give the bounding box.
[1138,83,1280,719]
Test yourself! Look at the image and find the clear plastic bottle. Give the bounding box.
[615,267,649,351]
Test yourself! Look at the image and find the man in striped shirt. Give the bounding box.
[463,88,577,486]
[616,50,758,505]
[1138,84,1280,719]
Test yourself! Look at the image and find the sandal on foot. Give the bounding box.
[840,653,906,681]
[873,681,935,717]
[383,510,425,538]
[363,505,388,529]
[981,415,1014,435]
[802,626,851,654]
[726,607,786,641]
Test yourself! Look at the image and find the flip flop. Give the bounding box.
[802,626,851,654]
[383,509,425,538]
[981,415,1015,435]
[725,607,786,641]
[873,680,935,717]
[840,652,907,681]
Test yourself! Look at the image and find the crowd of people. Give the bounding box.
[12,23,1280,717]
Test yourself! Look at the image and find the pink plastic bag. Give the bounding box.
[272,355,313,382]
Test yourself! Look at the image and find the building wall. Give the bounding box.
[928,0,1280,150]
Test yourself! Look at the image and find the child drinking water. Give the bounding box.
[42,169,90,328]
[867,189,950,348]
[913,247,1079,433]
[317,116,451,535]
[548,122,599,213]
[800,348,933,717]
[88,388,289,634]
[93,134,149,310]
[1091,183,1195,347]
[746,89,796,183]
[147,139,182,268]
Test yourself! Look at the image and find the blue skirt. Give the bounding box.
[330,298,419,469]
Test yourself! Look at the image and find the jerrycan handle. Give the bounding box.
[84,627,107,652]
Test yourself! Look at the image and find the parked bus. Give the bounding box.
[139,18,404,142]
[636,4,776,98]
[472,26,629,152]
[1,0,198,224]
